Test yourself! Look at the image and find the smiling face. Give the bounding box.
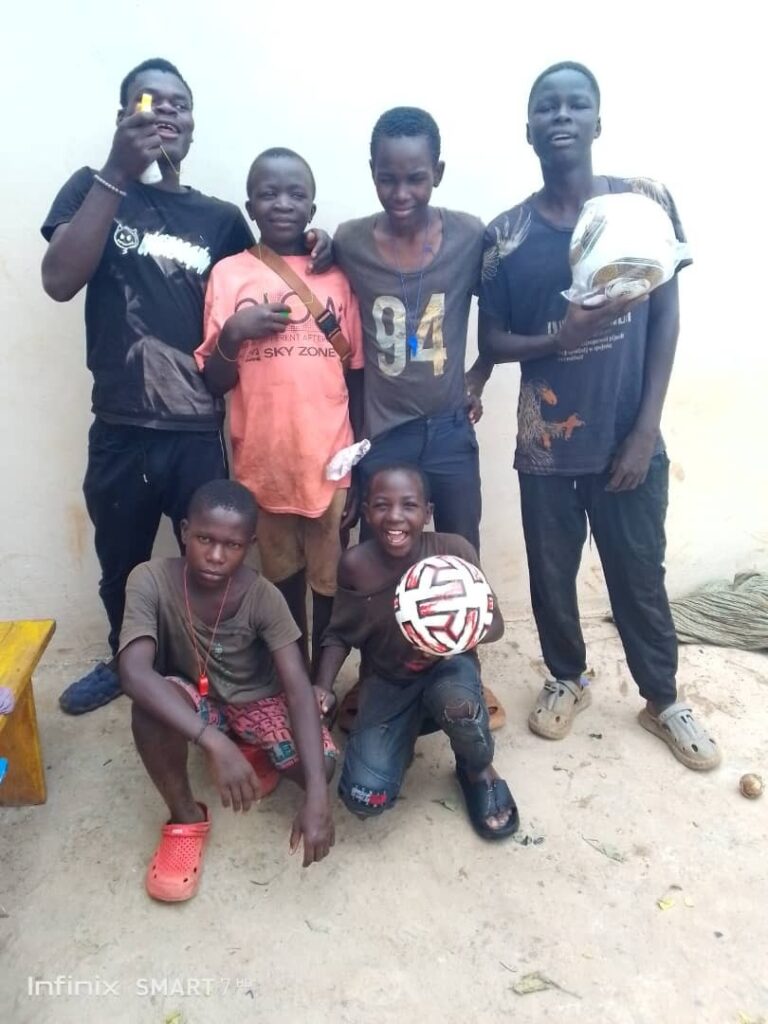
[364,467,433,562]
[180,507,253,591]
[370,135,444,232]
[245,155,316,254]
[119,69,194,167]
[526,68,600,169]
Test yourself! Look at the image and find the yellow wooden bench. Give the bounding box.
[0,620,56,806]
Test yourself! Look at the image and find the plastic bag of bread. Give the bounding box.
[563,191,690,304]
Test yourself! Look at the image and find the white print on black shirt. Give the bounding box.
[112,222,211,275]
[546,311,632,363]
[114,223,139,253]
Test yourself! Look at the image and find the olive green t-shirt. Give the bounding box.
[119,558,300,703]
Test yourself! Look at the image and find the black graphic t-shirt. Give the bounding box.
[41,167,254,430]
[479,177,689,475]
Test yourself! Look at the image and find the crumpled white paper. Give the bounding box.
[325,439,371,481]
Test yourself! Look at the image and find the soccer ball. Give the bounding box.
[394,555,494,657]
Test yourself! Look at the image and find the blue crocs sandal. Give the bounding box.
[456,760,520,841]
[59,662,122,715]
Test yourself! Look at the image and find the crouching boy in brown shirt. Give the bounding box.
[118,479,335,902]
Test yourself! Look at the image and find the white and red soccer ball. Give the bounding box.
[394,555,494,657]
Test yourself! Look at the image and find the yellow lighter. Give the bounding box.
[137,93,163,184]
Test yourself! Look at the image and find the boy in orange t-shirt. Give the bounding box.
[196,149,363,671]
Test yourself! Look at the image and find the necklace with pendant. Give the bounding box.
[391,210,433,357]
[182,564,232,696]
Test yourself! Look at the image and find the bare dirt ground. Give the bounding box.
[1,618,767,1024]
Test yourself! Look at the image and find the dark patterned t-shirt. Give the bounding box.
[479,177,689,475]
[41,168,253,430]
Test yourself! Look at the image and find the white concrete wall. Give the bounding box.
[2,0,765,653]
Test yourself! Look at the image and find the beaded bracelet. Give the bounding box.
[93,173,127,198]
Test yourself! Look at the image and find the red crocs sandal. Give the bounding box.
[236,743,281,799]
[145,803,210,903]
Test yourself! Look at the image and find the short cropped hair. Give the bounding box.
[370,107,441,165]
[187,479,257,533]
[246,147,317,197]
[365,464,431,504]
[119,58,193,109]
[528,61,600,111]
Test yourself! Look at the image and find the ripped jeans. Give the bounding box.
[338,654,494,817]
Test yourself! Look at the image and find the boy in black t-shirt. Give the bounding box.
[41,58,329,715]
[478,62,720,771]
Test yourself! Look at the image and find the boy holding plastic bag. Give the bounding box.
[477,62,720,771]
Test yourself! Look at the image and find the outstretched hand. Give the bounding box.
[289,795,335,867]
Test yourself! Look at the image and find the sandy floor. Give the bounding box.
[1,618,767,1024]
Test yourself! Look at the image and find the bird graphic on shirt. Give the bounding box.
[481,207,532,281]
[626,177,674,217]
[518,379,584,468]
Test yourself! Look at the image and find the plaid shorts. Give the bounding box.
[168,677,337,771]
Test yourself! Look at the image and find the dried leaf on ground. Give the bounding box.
[581,835,626,862]
[511,971,581,999]
[512,972,553,995]
[512,833,545,846]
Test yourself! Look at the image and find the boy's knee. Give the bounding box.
[339,778,396,818]
[443,698,479,724]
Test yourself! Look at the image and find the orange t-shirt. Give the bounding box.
[196,251,363,517]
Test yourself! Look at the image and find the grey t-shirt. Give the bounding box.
[119,558,300,703]
[334,209,484,439]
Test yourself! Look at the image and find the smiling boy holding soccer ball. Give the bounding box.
[313,464,518,839]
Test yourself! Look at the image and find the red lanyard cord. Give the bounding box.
[183,563,232,696]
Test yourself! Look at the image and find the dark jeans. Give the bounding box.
[83,419,228,655]
[338,653,493,817]
[358,409,482,550]
[518,454,677,707]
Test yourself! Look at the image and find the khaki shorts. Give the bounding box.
[256,488,347,597]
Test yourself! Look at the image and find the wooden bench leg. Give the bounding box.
[0,681,46,806]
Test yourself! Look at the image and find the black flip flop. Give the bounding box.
[455,761,520,841]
